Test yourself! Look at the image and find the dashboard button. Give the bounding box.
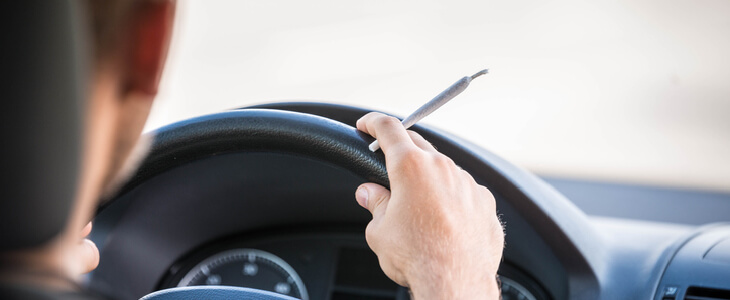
[662,285,678,299]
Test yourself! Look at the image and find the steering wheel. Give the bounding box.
[112,108,389,203]
[141,286,300,300]
[99,104,596,299]
[120,109,388,299]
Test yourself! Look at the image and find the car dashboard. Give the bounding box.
[156,230,545,300]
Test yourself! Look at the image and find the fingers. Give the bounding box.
[407,130,437,152]
[78,222,99,274]
[357,182,401,285]
[79,239,100,274]
[355,183,391,218]
[357,113,416,154]
[357,112,439,155]
[81,222,92,238]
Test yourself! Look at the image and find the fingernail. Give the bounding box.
[355,187,369,208]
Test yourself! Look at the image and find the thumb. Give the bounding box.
[355,183,391,217]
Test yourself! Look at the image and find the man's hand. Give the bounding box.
[355,112,504,299]
[75,222,99,275]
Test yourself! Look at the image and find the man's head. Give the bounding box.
[83,0,176,201]
[0,0,176,286]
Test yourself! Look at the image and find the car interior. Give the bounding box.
[3,1,730,300]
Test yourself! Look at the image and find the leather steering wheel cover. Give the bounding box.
[110,109,389,204]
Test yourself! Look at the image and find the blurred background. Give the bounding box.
[147,0,730,192]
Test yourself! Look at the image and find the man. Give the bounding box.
[0,0,504,299]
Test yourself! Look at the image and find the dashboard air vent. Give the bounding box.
[684,287,730,300]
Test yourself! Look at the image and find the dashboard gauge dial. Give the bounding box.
[178,249,308,300]
[500,276,538,300]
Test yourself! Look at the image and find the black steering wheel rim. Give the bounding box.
[107,109,390,299]
[105,109,389,210]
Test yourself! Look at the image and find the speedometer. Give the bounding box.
[500,276,538,300]
[177,248,308,300]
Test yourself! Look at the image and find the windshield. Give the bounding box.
[148,0,730,192]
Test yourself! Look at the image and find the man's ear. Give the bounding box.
[125,0,176,96]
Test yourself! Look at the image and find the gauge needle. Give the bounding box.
[368,69,489,152]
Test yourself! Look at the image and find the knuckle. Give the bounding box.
[427,212,459,243]
[363,112,381,118]
[406,130,421,139]
[433,153,455,168]
[375,115,401,128]
[361,112,379,123]
[397,148,425,166]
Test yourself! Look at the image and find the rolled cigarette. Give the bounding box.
[369,69,488,152]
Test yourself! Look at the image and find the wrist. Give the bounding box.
[407,270,500,300]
